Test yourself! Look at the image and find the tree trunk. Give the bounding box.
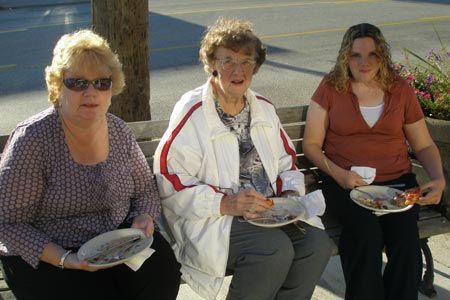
[92,0,151,121]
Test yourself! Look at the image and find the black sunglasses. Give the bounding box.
[63,78,112,92]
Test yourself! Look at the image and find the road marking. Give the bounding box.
[260,27,348,39]
[159,0,387,15]
[0,28,27,33]
[0,64,17,70]
[376,16,450,27]
[151,16,450,51]
[1,15,449,72]
[0,21,87,34]
[0,63,45,72]
[0,0,387,33]
[419,16,450,21]
[150,43,199,52]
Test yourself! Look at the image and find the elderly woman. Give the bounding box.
[303,23,445,300]
[0,29,181,300]
[154,17,331,300]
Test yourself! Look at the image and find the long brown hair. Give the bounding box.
[328,23,396,92]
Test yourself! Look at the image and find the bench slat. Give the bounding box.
[127,119,169,141]
[0,135,9,153]
[283,125,305,141]
[137,140,161,160]
[276,106,308,124]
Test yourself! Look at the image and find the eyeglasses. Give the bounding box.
[215,58,256,72]
[63,78,112,92]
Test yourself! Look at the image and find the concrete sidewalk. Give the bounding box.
[176,232,450,300]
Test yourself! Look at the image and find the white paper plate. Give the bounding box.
[77,228,153,267]
[350,185,413,213]
[247,197,305,228]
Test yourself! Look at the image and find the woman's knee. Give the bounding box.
[262,230,295,266]
[251,230,295,272]
[299,226,332,265]
[312,227,332,257]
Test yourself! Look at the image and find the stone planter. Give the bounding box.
[425,117,450,213]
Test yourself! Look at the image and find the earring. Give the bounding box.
[212,70,218,77]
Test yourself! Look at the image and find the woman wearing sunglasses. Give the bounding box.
[154,17,331,300]
[0,29,181,300]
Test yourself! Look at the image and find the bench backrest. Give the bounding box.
[127,105,306,159]
[0,106,309,164]
[0,105,319,191]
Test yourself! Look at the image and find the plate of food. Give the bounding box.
[77,228,153,268]
[247,197,305,228]
[350,185,420,213]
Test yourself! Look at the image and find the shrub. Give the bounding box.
[396,31,450,121]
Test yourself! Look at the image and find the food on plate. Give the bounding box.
[357,198,388,210]
[249,198,305,227]
[265,197,274,207]
[85,235,143,264]
[286,214,297,220]
[403,187,422,204]
[265,213,297,222]
[390,187,422,207]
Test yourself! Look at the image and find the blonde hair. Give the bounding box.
[199,17,267,75]
[45,29,125,106]
[328,23,396,92]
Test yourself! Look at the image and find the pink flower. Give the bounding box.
[424,94,431,99]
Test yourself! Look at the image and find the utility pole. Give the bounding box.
[91,0,151,121]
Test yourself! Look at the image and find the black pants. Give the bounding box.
[322,173,422,300]
[1,231,181,300]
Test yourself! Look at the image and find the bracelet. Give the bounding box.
[58,250,72,269]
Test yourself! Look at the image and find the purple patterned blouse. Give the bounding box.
[0,107,161,268]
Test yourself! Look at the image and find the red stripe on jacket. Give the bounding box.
[276,128,297,195]
[159,102,202,192]
[256,95,273,105]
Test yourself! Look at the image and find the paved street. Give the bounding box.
[1,1,450,299]
[1,0,450,133]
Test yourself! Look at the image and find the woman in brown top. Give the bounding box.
[303,23,445,300]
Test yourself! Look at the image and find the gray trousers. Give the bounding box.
[226,217,332,300]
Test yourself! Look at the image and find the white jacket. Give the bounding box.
[153,80,305,299]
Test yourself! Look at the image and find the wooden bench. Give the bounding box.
[1,105,449,299]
